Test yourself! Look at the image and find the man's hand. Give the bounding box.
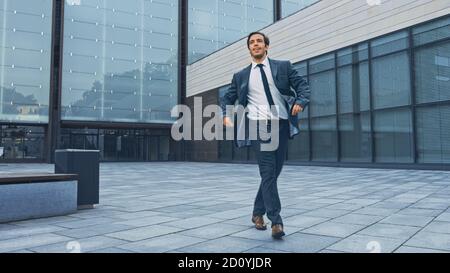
[223,116,234,127]
[291,104,303,116]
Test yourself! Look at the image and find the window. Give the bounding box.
[372,52,411,109]
[339,113,371,162]
[374,109,413,163]
[188,0,273,64]
[371,31,409,58]
[0,0,53,123]
[338,61,370,113]
[61,0,178,123]
[288,110,309,161]
[0,125,45,159]
[337,46,371,162]
[413,17,450,47]
[311,116,337,161]
[416,105,450,163]
[281,0,319,18]
[415,42,450,104]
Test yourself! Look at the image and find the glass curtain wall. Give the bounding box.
[0,0,53,123]
[215,15,450,166]
[281,0,319,18]
[188,0,273,64]
[61,0,178,123]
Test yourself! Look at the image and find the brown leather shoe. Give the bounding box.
[271,224,285,239]
[251,215,267,230]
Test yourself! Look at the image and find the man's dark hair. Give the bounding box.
[246,31,270,49]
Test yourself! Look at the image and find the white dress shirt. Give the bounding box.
[247,57,288,120]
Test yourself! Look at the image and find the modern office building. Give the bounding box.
[0,0,449,170]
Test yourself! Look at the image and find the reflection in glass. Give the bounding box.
[310,70,336,117]
[372,52,411,109]
[61,0,178,123]
[60,128,170,162]
[413,17,450,47]
[371,31,408,58]
[293,61,307,77]
[311,116,337,162]
[416,105,450,163]
[188,0,273,64]
[288,118,309,161]
[338,61,369,113]
[0,0,53,123]
[0,125,45,159]
[374,109,413,163]
[339,112,371,162]
[281,0,319,18]
[337,43,368,66]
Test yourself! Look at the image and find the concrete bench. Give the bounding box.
[0,173,78,223]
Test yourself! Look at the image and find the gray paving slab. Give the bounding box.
[119,234,207,253]
[357,223,421,240]
[113,215,180,227]
[327,234,406,253]
[404,231,450,251]
[261,233,341,253]
[302,208,351,219]
[163,216,225,229]
[10,215,81,226]
[379,214,434,227]
[0,234,71,253]
[435,213,450,222]
[88,247,136,253]
[283,215,330,228]
[394,246,450,253]
[421,221,450,234]
[396,208,443,217]
[105,225,182,242]
[179,222,249,240]
[354,207,401,216]
[29,236,128,253]
[301,222,366,238]
[331,214,384,226]
[243,247,291,253]
[0,225,67,241]
[53,217,122,229]
[230,225,303,242]
[1,162,449,253]
[54,223,135,239]
[176,236,265,253]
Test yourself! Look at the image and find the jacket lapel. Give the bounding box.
[268,58,278,81]
[240,64,252,103]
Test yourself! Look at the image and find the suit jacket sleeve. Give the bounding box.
[219,73,238,118]
[287,61,310,109]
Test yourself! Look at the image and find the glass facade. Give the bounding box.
[0,0,447,167]
[188,0,273,64]
[287,62,309,161]
[281,0,319,18]
[414,16,450,164]
[60,127,170,161]
[215,15,450,166]
[61,0,178,123]
[309,53,336,162]
[0,0,53,123]
[0,125,45,160]
[337,44,371,162]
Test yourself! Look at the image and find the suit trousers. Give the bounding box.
[250,118,289,227]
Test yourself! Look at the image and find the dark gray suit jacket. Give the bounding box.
[220,58,310,147]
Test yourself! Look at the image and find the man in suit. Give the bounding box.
[220,32,310,239]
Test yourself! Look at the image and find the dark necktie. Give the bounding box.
[257,63,277,116]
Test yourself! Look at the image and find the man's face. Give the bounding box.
[248,34,268,59]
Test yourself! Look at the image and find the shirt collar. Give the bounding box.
[251,56,270,69]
